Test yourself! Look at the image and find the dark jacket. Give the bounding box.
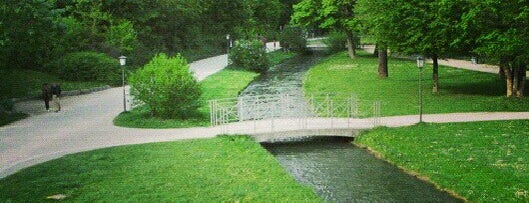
[42,86,51,100]
[51,84,61,96]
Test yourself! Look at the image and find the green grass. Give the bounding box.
[0,136,322,202]
[355,120,529,202]
[114,69,258,128]
[303,51,529,117]
[0,68,105,99]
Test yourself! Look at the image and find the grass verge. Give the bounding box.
[0,136,322,202]
[355,120,529,202]
[303,51,529,117]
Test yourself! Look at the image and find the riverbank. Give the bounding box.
[0,136,322,202]
[355,120,529,202]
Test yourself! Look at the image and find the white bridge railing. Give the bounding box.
[209,93,382,132]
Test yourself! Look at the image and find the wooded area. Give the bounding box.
[0,0,294,71]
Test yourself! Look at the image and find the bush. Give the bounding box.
[129,53,201,118]
[279,26,307,52]
[51,52,121,85]
[0,98,14,112]
[228,39,270,73]
[324,32,347,53]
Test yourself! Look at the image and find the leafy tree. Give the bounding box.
[357,0,466,92]
[229,39,270,73]
[459,0,529,97]
[280,25,307,52]
[130,54,201,118]
[0,0,60,70]
[292,0,359,58]
[356,0,395,78]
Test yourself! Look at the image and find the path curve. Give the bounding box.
[2,43,528,179]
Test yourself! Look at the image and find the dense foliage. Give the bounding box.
[355,0,529,96]
[50,52,121,85]
[324,31,347,53]
[0,0,288,72]
[279,26,307,52]
[130,54,201,118]
[229,40,270,73]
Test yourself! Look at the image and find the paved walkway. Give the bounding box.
[1,43,528,179]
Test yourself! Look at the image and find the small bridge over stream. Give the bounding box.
[209,93,384,142]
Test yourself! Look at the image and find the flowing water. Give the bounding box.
[242,52,462,202]
[262,137,462,202]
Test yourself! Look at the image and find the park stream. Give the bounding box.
[240,52,463,202]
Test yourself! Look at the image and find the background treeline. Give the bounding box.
[0,0,299,72]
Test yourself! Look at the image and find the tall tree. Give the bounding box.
[291,0,359,58]
[356,0,394,78]
[460,0,529,97]
[360,0,465,92]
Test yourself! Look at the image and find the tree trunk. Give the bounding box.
[345,31,356,58]
[516,63,526,97]
[501,58,514,97]
[498,67,505,79]
[432,54,439,93]
[378,47,388,78]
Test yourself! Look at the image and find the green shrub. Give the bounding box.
[0,98,14,112]
[324,32,347,53]
[279,26,307,52]
[228,39,270,73]
[51,52,121,85]
[129,53,201,118]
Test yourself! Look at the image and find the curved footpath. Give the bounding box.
[2,44,529,179]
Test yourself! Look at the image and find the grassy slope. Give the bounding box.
[303,51,529,117]
[0,136,322,202]
[355,120,529,202]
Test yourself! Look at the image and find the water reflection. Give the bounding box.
[262,137,463,202]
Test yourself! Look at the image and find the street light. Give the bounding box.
[416,55,425,123]
[119,55,127,112]
[226,34,230,66]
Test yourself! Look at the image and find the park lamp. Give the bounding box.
[119,56,127,66]
[416,56,424,69]
[119,56,127,112]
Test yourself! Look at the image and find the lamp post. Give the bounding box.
[226,34,230,66]
[416,56,425,123]
[119,56,127,112]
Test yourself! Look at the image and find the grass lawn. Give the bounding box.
[355,120,529,202]
[303,51,529,117]
[0,112,27,126]
[0,136,322,202]
[114,50,298,128]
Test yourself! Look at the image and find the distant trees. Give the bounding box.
[1,0,286,74]
[291,0,359,58]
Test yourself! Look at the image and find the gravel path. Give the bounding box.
[1,43,528,179]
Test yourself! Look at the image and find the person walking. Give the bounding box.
[41,83,51,112]
[50,83,61,112]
